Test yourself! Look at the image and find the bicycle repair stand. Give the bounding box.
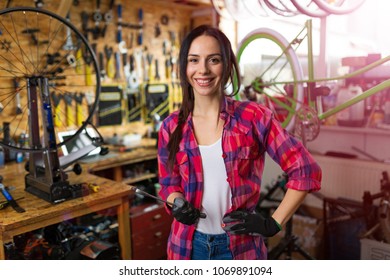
[258,173,315,260]
[24,77,100,203]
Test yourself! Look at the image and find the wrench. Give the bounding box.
[131,186,206,218]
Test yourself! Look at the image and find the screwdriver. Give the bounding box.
[0,197,24,210]
[0,184,25,213]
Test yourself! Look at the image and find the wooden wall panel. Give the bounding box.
[0,0,214,140]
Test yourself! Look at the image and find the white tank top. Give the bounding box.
[197,138,231,234]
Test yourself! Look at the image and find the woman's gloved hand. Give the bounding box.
[222,210,282,237]
[172,197,201,225]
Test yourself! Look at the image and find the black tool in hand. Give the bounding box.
[222,210,281,237]
[131,186,206,220]
[0,183,26,213]
[172,197,204,225]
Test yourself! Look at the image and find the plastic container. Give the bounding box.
[384,90,390,124]
[336,85,365,127]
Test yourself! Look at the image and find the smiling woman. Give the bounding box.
[156,25,322,260]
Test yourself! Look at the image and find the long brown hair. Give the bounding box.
[167,25,241,170]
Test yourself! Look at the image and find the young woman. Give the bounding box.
[157,25,322,260]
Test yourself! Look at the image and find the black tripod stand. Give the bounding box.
[258,173,315,260]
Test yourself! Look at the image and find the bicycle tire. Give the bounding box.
[290,0,329,18]
[263,0,300,17]
[312,0,366,15]
[0,7,100,153]
[224,0,255,21]
[242,0,269,18]
[235,28,304,132]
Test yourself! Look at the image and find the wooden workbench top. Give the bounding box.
[0,169,129,237]
[0,138,158,242]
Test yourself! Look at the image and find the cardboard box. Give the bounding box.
[360,238,390,260]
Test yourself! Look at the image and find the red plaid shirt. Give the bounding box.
[158,97,321,260]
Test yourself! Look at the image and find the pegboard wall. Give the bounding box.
[0,0,214,137]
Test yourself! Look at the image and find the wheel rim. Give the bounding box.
[235,28,304,131]
[0,7,100,153]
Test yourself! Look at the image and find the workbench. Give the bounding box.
[0,138,159,260]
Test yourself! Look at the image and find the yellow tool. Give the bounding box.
[64,93,75,127]
[105,46,115,79]
[87,183,100,193]
[52,93,63,127]
[75,93,84,127]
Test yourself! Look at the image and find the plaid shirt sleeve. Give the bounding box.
[255,103,322,192]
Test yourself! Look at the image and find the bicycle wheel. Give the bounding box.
[236,28,304,131]
[0,7,100,153]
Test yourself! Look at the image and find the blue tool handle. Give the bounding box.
[137,8,143,45]
[117,3,122,18]
[0,184,13,201]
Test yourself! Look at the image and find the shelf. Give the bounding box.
[320,125,390,136]
[122,173,157,185]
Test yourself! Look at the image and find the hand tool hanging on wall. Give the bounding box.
[99,51,106,80]
[154,59,160,81]
[85,90,95,117]
[123,52,130,87]
[63,13,77,51]
[154,23,161,38]
[34,0,44,8]
[64,93,75,127]
[101,0,115,38]
[74,92,84,127]
[92,0,102,40]
[75,46,83,74]
[145,50,153,82]
[114,51,122,81]
[137,8,143,46]
[13,78,22,115]
[117,3,123,44]
[133,49,143,83]
[51,92,63,127]
[22,28,48,46]
[104,45,115,79]
[84,48,93,86]
[165,56,171,80]
[81,11,90,39]
[128,32,134,50]
[128,53,139,89]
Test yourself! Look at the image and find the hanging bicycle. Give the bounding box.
[234,19,390,142]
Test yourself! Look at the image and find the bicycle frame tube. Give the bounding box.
[306,19,316,109]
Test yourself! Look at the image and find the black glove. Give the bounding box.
[171,197,201,225]
[222,210,282,237]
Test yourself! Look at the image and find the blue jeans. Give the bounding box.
[191,231,233,260]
